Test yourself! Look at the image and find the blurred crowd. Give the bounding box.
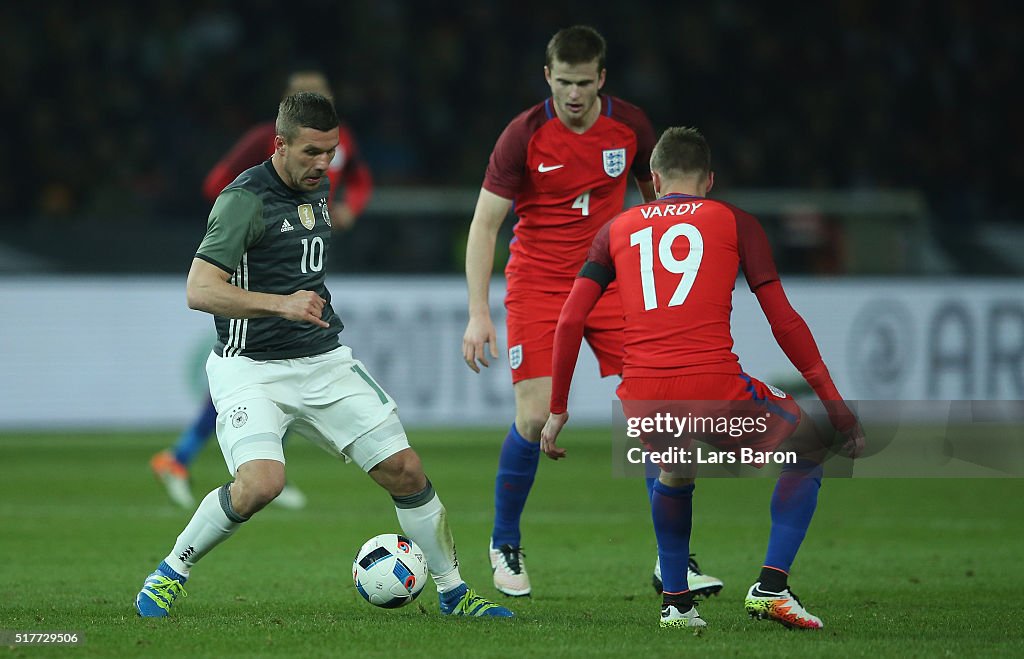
[3,1,1019,234]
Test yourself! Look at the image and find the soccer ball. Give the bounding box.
[352,533,428,608]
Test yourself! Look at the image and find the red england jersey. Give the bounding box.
[586,193,780,377]
[483,96,655,291]
[202,121,373,214]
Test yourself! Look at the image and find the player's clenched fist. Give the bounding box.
[280,290,329,327]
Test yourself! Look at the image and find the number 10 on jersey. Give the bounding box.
[300,237,324,273]
[629,223,703,310]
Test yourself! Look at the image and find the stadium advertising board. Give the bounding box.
[0,277,1020,428]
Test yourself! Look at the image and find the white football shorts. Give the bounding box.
[205,345,409,474]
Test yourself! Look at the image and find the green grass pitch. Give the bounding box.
[1,428,1022,657]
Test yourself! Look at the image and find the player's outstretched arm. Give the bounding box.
[333,127,373,230]
[202,125,272,203]
[754,280,860,445]
[186,258,329,327]
[462,188,513,372]
[738,210,862,454]
[543,276,605,460]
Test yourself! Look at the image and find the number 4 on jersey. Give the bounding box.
[629,224,703,310]
[572,190,591,216]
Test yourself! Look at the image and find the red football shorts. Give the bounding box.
[617,372,802,468]
[504,284,624,384]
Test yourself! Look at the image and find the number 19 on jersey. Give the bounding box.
[629,223,703,311]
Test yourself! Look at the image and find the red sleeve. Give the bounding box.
[609,96,656,183]
[550,277,604,414]
[203,123,276,203]
[754,280,856,431]
[338,161,372,216]
[335,125,373,217]
[735,207,781,291]
[482,104,547,199]
[585,220,616,272]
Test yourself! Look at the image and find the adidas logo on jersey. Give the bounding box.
[280,218,294,232]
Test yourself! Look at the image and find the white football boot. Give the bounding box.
[744,582,824,629]
[653,555,724,598]
[489,542,531,597]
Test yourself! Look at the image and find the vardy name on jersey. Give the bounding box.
[640,202,704,219]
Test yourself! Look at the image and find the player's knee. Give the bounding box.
[259,478,287,506]
[783,412,831,463]
[232,460,286,515]
[659,474,695,488]
[238,480,284,514]
[370,448,427,497]
[514,410,548,442]
[513,380,551,441]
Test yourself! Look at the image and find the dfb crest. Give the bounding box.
[602,148,626,177]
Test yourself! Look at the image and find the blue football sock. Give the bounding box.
[763,459,823,575]
[157,560,187,583]
[172,398,217,466]
[651,481,694,595]
[491,423,539,548]
[645,474,658,559]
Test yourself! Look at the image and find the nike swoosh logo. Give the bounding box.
[537,163,564,172]
[751,587,784,598]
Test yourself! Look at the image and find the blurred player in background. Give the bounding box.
[136,91,512,619]
[202,69,373,229]
[150,68,373,510]
[540,126,865,630]
[461,25,721,598]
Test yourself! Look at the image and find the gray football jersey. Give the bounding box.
[195,160,343,359]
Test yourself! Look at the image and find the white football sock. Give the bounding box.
[164,484,245,577]
[394,484,463,593]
